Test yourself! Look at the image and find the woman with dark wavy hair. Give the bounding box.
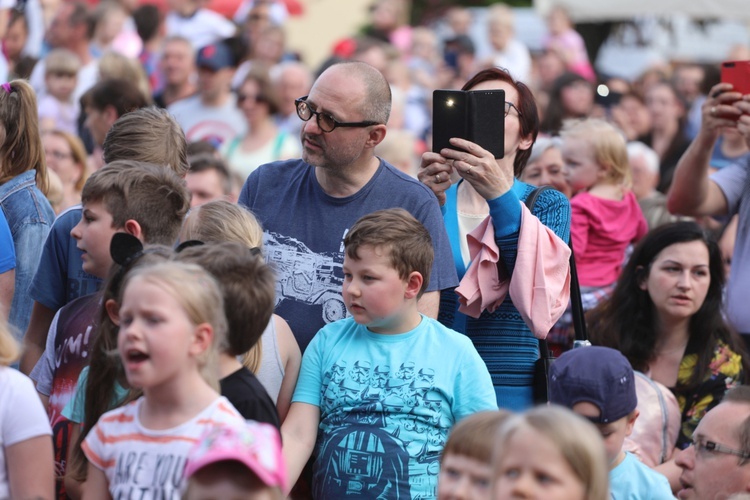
[588,221,749,450]
[419,67,571,410]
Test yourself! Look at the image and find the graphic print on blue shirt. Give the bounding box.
[314,359,445,499]
[264,231,348,325]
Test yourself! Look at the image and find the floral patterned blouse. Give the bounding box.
[673,340,744,449]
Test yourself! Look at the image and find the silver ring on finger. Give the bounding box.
[466,165,474,174]
[711,106,717,116]
[435,174,442,183]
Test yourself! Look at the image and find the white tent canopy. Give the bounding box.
[535,0,750,22]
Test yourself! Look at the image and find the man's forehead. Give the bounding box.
[311,67,364,101]
[697,402,750,442]
[187,169,222,185]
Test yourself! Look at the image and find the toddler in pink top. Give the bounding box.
[562,119,648,309]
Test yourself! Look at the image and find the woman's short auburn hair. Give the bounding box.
[461,67,540,176]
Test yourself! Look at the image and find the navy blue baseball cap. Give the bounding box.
[196,42,234,71]
[549,346,637,424]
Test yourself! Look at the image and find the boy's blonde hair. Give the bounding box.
[441,410,511,464]
[561,118,631,186]
[81,160,190,245]
[493,406,610,500]
[344,208,433,296]
[121,261,227,389]
[44,48,81,76]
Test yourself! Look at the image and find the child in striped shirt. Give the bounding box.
[81,261,245,499]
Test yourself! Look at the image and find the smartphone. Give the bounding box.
[594,85,622,109]
[432,89,505,159]
[721,61,750,95]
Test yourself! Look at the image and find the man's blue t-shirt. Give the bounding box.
[293,316,496,499]
[29,206,101,311]
[238,158,458,351]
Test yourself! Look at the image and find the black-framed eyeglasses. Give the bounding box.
[691,437,750,462]
[295,96,380,133]
[505,101,522,117]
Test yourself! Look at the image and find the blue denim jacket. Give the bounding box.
[0,170,55,340]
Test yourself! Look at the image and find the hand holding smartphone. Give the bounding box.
[432,89,506,159]
[721,61,750,95]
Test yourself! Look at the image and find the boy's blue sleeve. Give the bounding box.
[291,332,324,407]
[451,338,498,421]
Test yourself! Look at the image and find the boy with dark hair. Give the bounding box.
[176,242,280,427]
[29,161,190,497]
[21,106,189,375]
[281,208,495,499]
[549,346,673,499]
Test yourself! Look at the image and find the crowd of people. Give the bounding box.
[2,0,750,498]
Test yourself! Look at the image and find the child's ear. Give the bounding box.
[190,323,214,357]
[597,161,611,178]
[105,299,120,325]
[123,219,144,241]
[625,409,639,437]
[404,271,424,300]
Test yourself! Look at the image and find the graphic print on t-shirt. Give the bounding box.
[264,231,348,325]
[314,358,444,499]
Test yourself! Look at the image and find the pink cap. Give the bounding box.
[184,421,287,491]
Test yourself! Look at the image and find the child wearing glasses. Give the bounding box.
[549,346,674,499]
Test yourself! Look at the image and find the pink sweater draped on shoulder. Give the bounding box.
[455,202,572,339]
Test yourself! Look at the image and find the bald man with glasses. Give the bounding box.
[676,385,750,499]
[238,61,457,353]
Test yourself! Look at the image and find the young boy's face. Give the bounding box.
[70,200,120,278]
[45,72,77,102]
[342,244,418,335]
[572,401,636,466]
